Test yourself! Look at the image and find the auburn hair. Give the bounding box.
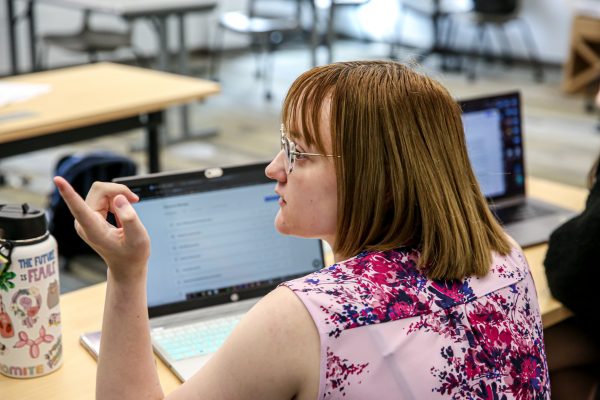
[282,61,511,280]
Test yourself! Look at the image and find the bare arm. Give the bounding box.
[168,286,320,400]
[54,177,320,400]
[54,177,163,399]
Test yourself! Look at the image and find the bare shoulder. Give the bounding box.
[170,286,320,400]
[239,286,320,361]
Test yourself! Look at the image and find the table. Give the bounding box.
[5,0,219,144]
[523,178,586,327]
[0,177,587,399]
[562,15,600,94]
[0,62,219,173]
[5,0,217,75]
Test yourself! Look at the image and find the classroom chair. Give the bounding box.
[38,10,142,69]
[454,0,544,82]
[389,0,467,70]
[213,0,309,101]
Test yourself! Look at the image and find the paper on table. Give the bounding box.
[0,82,51,108]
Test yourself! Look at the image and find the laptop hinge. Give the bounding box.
[149,298,260,329]
[488,195,526,210]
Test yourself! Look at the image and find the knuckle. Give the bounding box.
[90,181,103,191]
[120,213,136,223]
[73,221,84,237]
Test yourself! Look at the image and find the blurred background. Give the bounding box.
[1,0,599,292]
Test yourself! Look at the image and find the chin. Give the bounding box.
[274,213,292,235]
[274,217,309,238]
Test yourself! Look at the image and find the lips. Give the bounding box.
[275,191,286,205]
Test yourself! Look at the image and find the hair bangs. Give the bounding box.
[282,68,336,154]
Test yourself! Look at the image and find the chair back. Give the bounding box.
[246,0,304,22]
[473,0,518,15]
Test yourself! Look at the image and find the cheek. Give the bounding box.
[282,189,337,237]
[305,172,337,231]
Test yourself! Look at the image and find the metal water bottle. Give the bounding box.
[0,203,62,378]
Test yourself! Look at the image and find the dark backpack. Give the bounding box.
[48,151,137,260]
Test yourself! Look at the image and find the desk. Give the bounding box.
[5,0,218,143]
[524,178,587,327]
[0,177,587,398]
[5,0,217,75]
[0,282,182,398]
[0,62,219,172]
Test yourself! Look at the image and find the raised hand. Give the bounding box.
[53,177,150,283]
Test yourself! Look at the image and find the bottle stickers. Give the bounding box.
[47,280,59,309]
[0,295,14,338]
[11,288,42,328]
[0,243,63,378]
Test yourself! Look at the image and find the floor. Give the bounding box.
[1,39,599,293]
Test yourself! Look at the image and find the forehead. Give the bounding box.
[282,95,331,153]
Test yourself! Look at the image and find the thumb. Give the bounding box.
[112,194,145,238]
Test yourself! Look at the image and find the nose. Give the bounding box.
[265,150,287,182]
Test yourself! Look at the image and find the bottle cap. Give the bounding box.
[0,203,48,241]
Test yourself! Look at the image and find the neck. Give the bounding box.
[321,237,344,265]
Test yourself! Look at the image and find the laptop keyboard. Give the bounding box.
[493,202,555,225]
[153,314,242,361]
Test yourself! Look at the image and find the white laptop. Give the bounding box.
[113,162,325,381]
[459,91,576,247]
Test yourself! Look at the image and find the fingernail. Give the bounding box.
[114,195,128,209]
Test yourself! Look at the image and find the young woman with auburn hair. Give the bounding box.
[54,60,549,400]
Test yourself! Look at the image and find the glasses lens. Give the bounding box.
[283,137,294,173]
[280,125,294,174]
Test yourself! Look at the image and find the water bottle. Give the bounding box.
[0,203,62,378]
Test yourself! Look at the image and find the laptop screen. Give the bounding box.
[459,91,526,201]
[115,163,324,317]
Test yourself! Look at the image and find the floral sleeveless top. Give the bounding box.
[281,246,550,399]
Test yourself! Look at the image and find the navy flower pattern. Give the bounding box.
[282,247,550,399]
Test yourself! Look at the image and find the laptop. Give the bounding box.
[459,91,576,247]
[113,162,325,381]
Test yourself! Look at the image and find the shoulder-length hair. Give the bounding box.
[282,61,511,280]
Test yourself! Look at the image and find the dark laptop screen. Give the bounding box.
[115,163,324,317]
[459,91,526,201]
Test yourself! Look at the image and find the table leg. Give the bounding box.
[145,112,163,173]
[309,1,318,67]
[177,12,192,139]
[26,0,38,71]
[326,3,335,64]
[166,12,217,144]
[7,0,19,74]
[177,13,189,75]
[154,15,169,71]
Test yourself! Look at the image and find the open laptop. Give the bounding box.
[459,91,576,247]
[113,162,324,381]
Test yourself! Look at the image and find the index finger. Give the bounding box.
[53,176,105,237]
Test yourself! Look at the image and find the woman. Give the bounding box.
[55,61,550,399]
[544,153,600,400]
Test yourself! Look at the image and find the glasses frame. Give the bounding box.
[280,124,340,174]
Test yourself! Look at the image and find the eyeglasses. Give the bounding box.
[280,124,340,174]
